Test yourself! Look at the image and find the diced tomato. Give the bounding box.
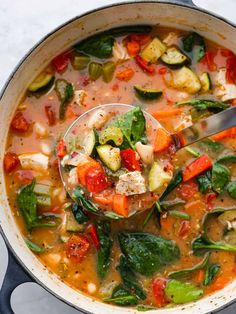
[126,40,140,57]
[152,277,169,307]
[113,194,128,217]
[178,180,198,200]
[158,67,167,75]
[178,220,191,238]
[57,139,67,158]
[51,50,72,73]
[183,154,212,182]
[65,234,90,263]
[87,224,100,250]
[128,34,151,45]
[206,192,217,211]
[85,165,109,193]
[11,112,31,133]
[120,148,142,171]
[201,51,217,71]
[226,54,236,83]
[13,170,34,185]
[45,105,56,126]
[220,48,234,58]
[4,152,19,173]
[135,55,155,74]
[77,159,99,186]
[116,68,135,81]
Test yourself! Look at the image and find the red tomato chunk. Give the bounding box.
[65,234,90,263]
[4,152,19,173]
[120,148,142,171]
[11,112,30,133]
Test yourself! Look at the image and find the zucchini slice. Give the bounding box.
[83,129,97,156]
[199,72,212,93]
[164,66,201,94]
[161,46,189,67]
[66,211,84,232]
[97,144,121,172]
[141,37,167,63]
[28,72,54,92]
[148,162,172,192]
[134,86,162,101]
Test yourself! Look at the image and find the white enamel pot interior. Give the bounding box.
[1,1,236,313]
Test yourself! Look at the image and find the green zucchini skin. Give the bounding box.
[161,46,189,68]
[134,85,163,101]
[28,75,55,94]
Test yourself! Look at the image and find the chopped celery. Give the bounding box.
[102,61,116,83]
[89,62,102,80]
[72,54,90,70]
[34,184,51,196]
[37,195,51,207]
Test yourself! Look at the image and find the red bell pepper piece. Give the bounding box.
[183,154,212,182]
[135,55,155,74]
[201,51,217,71]
[65,234,90,263]
[4,152,19,173]
[158,67,167,75]
[126,40,140,57]
[127,34,151,45]
[206,192,217,211]
[120,148,142,171]
[87,224,100,250]
[45,105,56,126]
[85,165,109,193]
[11,112,31,133]
[152,277,169,307]
[226,54,236,84]
[178,220,191,238]
[57,139,67,158]
[51,50,72,73]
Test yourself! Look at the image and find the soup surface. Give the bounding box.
[4,25,236,310]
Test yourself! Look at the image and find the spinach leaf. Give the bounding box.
[182,32,205,61]
[55,79,74,120]
[97,221,112,280]
[176,99,229,111]
[75,35,114,59]
[104,25,152,36]
[25,239,46,253]
[73,187,98,213]
[200,139,225,153]
[104,284,138,306]
[192,208,236,255]
[203,263,221,286]
[118,232,180,276]
[17,180,58,230]
[159,170,183,201]
[217,155,236,164]
[72,202,89,224]
[227,181,236,199]
[165,279,203,304]
[197,171,212,194]
[212,163,230,193]
[168,253,210,278]
[117,255,146,300]
[113,107,147,150]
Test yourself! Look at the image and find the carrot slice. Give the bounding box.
[113,194,128,217]
[126,40,140,57]
[116,68,135,81]
[77,159,100,186]
[194,269,205,284]
[183,154,212,182]
[152,108,182,119]
[208,275,230,293]
[211,127,236,140]
[93,196,113,206]
[154,128,172,153]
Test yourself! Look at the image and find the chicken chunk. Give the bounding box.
[214,68,236,101]
[18,153,49,172]
[116,171,146,196]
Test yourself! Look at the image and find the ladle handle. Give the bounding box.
[174,107,236,149]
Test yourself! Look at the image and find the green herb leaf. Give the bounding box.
[203,263,221,286]
[118,232,180,276]
[165,279,203,304]
[212,163,230,194]
[104,284,138,306]
[55,79,74,120]
[217,155,236,164]
[227,181,236,199]
[168,253,210,278]
[160,170,183,201]
[200,139,225,153]
[25,239,46,253]
[113,107,147,150]
[182,32,205,61]
[72,202,89,224]
[117,255,146,300]
[176,99,229,112]
[75,35,114,59]
[97,221,112,280]
[197,171,212,194]
[73,187,98,213]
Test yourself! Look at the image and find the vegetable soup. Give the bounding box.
[4,25,236,310]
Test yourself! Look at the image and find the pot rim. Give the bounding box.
[1,1,236,313]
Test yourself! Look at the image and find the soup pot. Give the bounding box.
[1,1,236,313]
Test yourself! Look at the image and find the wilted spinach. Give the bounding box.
[55,79,74,120]
[197,171,212,194]
[97,221,112,280]
[72,202,89,224]
[203,263,221,286]
[227,181,236,199]
[117,255,146,300]
[73,187,98,213]
[211,163,230,194]
[200,139,225,153]
[217,155,236,164]
[182,32,205,61]
[159,170,183,201]
[176,99,229,112]
[118,232,180,276]
[104,284,138,306]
